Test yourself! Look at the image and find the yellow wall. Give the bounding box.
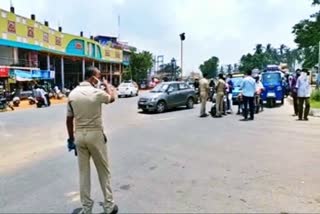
[0,8,122,63]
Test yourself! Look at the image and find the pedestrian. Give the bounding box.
[291,69,301,116]
[34,85,48,106]
[316,70,320,89]
[66,67,118,214]
[199,73,210,117]
[215,73,226,117]
[296,69,311,121]
[240,70,256,121]
[226,74,234,114]
[255,75,264,113]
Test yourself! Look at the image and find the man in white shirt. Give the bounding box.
[240,70,256,121]
[296,69,311,121]
[34,85,48,106]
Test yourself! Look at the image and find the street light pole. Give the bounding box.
[179,33,186,80]
[181,39,183,79]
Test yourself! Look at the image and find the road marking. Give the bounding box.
[157,117,176,121]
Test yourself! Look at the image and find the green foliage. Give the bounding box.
[199,56,219,78]
[239,44,301,72]
[311,89,320,101]
[128,51,153,82]
[292,1,320,68]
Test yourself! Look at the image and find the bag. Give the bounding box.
[210,104,216,117]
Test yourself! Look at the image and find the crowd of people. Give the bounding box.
[195,68,312,122]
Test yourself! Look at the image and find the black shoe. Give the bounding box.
[304,118,309,121]
[240,118,248,121]
[109,205,119,214]
[297,118,303,121]
[200,114,209,118]
[248,118,254,121]
[102,204,119,214]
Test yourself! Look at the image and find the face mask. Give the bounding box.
[93,76,101,88]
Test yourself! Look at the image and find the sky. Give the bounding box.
[2,0,318,74]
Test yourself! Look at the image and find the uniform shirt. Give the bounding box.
[296,73,311,98]
[216,79,226,94]
[199,78,209,95]
[67,82,111,131]
[241,76,256,97]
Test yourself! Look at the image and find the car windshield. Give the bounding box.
[262,72,281,85]
[232,77,243,87]
[151,84,169,93]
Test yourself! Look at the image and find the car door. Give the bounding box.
[166,83,180,108]
[178,83,190,105]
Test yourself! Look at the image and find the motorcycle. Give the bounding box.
[0,96,14,111]
[36,97,46,108]
[209,93,227,117]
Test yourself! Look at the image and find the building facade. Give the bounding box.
[0,7,126,92]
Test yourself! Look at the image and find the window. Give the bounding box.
[168,84,178,92]
[179,83,189,90]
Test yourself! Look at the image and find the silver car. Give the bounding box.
[138,81,196,113]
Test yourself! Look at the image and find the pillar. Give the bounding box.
[110,63,113,85]
[13,47,18,64]
[119,64,122,84]
[61,57,65,89]
[98,63,101,71]
[82,58,85,81]
[47,54,50,70]
[92,61,95,67]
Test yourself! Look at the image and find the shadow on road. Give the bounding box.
[137,106,195,115]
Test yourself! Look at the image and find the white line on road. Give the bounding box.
[157,117,176,121]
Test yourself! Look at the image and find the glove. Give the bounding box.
[67,138,77,156]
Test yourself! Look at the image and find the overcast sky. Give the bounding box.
[2,0,318,73]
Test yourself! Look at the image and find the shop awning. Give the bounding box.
[12,70,32,79]
[16,76,33,82]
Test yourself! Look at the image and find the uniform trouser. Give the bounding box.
[75,130,114,213]
[200,94,208,116]
[298,97,310,120]
[243,96,254,119]
[216,92,224,116]
[292,94,298,115]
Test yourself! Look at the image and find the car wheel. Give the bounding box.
[281,98,284,105]
[156,101,166,113]
[186,97,194,109]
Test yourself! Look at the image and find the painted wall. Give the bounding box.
[0,8,123,63]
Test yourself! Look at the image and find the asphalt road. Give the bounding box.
[1,95,320,213]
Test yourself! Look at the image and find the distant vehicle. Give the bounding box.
[118,83,139,97]
[138,81,196,113]
[261,70,284,107]
[231,73,244,104]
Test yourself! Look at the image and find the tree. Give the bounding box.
[199,56,219,78]
[292,1,320,68]
[127,51,153,82]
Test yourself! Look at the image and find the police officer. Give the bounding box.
[199,73,210,117]
[66,67,118,214]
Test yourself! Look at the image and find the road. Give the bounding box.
[0,95,320,213]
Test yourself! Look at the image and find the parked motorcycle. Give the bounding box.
[0,96,14,111]
[36,97,46,108]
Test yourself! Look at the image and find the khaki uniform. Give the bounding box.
[215,79,226,116]
[199,78,209,116]
[67,82,115,213]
